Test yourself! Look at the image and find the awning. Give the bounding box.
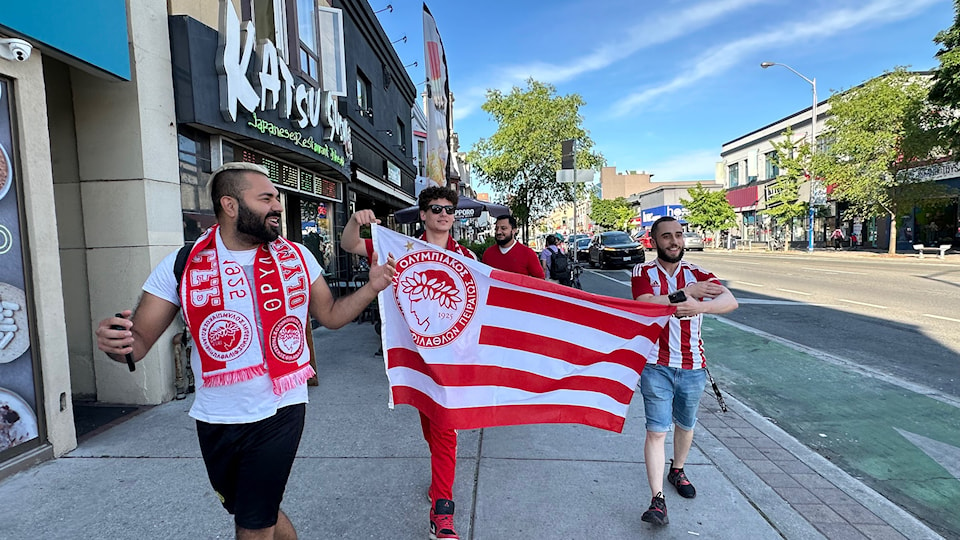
[726,186,759,211]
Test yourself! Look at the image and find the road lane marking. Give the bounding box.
[737,299,804,305]
[923,314,960,323]
[838,299,888,309]
[894,429,960,483]
[776,288,812,296]
[801,267,867,275]
[734,280,764,287]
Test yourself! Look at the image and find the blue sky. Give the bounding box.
[376,0,953,192]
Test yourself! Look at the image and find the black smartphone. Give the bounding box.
[668,290,687,304]
[110,313,136,372]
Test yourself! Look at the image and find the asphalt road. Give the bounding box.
[579,251,960,400]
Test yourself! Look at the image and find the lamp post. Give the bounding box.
[761,61,817,252]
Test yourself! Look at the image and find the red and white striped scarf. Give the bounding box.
[181,225,315,395]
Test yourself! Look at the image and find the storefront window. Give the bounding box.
[178,129,213,241]
[301,200,335,275]
[0,78,41,458]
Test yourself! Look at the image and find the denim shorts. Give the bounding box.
[640,364,707,432]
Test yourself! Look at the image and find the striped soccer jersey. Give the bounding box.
[631,259,721,370]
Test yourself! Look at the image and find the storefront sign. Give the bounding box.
[248,112,346,166]
[387,161,401,186]
[901,160,960,183]
[641,205,687,226]
[0,78,40,457]
[216,0,352,159]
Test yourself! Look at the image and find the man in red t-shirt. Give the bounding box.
[341,185,472,540]
[482,215,545,278]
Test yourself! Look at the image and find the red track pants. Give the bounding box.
[420,412,457,503]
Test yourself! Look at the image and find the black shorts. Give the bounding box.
[196,403,306,530]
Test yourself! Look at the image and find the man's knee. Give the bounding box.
[646,430,667,443]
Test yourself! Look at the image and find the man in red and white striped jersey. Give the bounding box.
[342,185,472,540]
[631,216,738,527]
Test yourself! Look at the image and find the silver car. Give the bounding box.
[683,231,705,251]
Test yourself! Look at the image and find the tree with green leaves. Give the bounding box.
[930,0,960,154]
[468,79,604,240]
[588,194,634,231]
[817,68,950,254]
[766,128,812,242]
[680,183,735,248]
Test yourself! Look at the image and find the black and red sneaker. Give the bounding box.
[641,491,669,525]
[430,498,459,539]
[668,459,697,499]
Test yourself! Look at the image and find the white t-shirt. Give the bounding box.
[142,231,323,424]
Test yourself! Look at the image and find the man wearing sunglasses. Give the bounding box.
[341,185,474,540]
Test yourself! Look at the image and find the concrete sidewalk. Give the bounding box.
[0,321,942,539]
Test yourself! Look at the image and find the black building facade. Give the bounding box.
[168,0,416,281]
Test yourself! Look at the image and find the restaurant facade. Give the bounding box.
[0,0,418,478]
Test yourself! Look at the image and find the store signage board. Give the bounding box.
[0,78,41,457]
[641,205,687,226]
[215,0,352,160]
[387,161,401,186]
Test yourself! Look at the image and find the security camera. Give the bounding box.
[0,38,33,62]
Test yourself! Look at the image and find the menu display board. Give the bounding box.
[0,78,40,456]
[231,143,341,202]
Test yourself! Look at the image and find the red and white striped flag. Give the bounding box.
[373,226,675,433]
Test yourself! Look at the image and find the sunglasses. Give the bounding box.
[429,205,456,215]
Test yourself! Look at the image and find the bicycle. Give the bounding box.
[570,263,583,290]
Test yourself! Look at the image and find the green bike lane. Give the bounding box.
[702,316,960,538]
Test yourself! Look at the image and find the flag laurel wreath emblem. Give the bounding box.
[393,251,478,348]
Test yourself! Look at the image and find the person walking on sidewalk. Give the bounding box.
[342,185,474,540]
[482,214,545,278]
[540,235,571,285]
[631,216,739,527]
[95,162,395,540]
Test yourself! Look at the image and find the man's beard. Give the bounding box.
[656,244,684,264]
[495,232,514,246]
[237,202,281,243]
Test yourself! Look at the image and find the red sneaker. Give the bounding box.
[429,498,459,539]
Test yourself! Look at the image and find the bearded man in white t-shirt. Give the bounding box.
[96,162,395,540]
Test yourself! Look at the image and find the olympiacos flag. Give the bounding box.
[372,225,675,433]
[422,3,450,188]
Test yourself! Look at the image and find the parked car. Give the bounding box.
[588,231,645,269]
[683,231,705,251]
[634,231,654,249]
[571,237,591,262]
[566,233,590,251]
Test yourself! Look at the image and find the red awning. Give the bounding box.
[726,186,758,209]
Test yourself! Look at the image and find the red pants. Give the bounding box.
[420,412,457,503]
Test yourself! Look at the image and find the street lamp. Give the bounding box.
[761,61,818,252]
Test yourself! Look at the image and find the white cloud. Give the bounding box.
[610,0,944,116]
[502,0,771,84]
[644,149,720,181]
[453,0,768,121]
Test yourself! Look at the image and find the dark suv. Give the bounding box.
[588,231,645,269]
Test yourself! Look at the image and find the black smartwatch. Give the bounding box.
[668,290,687,304]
